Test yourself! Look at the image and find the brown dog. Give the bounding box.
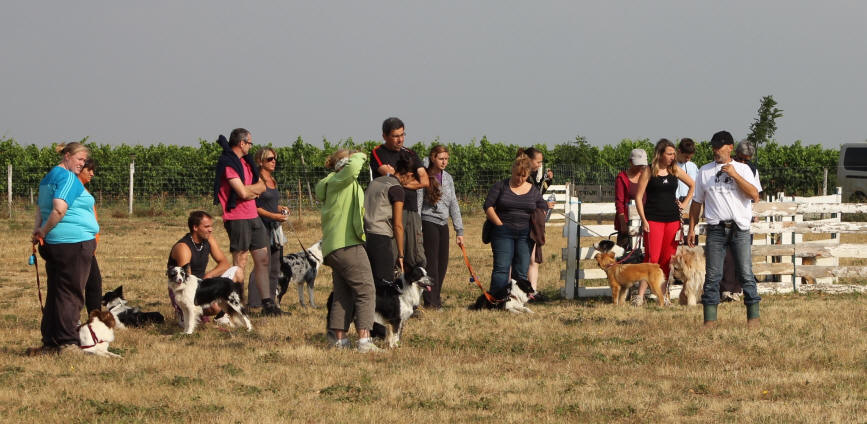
[595,251,666,306]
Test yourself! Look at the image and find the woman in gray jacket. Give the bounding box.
[417,145,464,309]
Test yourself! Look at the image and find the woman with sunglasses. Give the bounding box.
[248,147,290,309]
[633,139,694,305]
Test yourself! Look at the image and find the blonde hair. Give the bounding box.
[650,138,677,177]
[511,150,533,179]
[55,142,89,157]
[254,147,276,168]
[325,149,351,170]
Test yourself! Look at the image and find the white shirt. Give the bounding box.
[693,160,762,230]
[676,160,698,199]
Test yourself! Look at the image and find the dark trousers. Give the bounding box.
[39,240,95,347]
[365,233,396,285]
[248,245,282,307]
[421,220,450,308]
[84,255,103,313]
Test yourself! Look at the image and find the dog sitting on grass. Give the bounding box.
[594,251,666,306]
[668,245,705,306]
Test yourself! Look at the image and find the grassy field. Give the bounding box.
[1,208,865,423]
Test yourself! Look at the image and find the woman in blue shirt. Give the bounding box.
[27,142,98,356]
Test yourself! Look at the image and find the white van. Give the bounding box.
[838,143,867,202]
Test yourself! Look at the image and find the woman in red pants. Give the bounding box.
[633,139,694,305]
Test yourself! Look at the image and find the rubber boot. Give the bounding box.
[746,303,760,328]
[703,304,717,328]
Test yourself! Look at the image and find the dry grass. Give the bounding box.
[1,209,866,423]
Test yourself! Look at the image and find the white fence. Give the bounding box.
[558,187,867,299]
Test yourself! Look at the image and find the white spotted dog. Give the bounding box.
[277,241,323,308]
[79,309,121,358]
[469,277,536,314]
[369,267,433,348]
[166,266,252,334]
[101,286,165,329]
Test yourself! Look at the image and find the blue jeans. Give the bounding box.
[701,224,761,306]
[489,225,532,299]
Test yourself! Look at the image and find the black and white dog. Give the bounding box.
[166,266,252,334]
[277,241,323,308]
[325,267,433,348]
[594,239,643,264]
[469,277,536,313]
[101,286,165,329]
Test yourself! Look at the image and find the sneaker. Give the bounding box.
[332,338,351,350]
[357,340,384,353]
[261,299,285,317]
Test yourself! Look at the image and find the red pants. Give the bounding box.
[643,220,681,279]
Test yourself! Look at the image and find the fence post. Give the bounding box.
[128,157,135,215]
[7,164,11,219]
[822,168,828,196]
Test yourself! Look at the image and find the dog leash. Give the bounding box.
[459,244,503,304]
[29,237,45,312]
[604,232,644,269]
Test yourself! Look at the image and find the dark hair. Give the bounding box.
[425,145,448,205]
[521,147,543,160]
[187,210,212,233]
[677,138,696,154]
[394,150,414,175]
[710,130,734,149]
[229,128,250,147]
[382,117,405,135]
[82,158,96,171]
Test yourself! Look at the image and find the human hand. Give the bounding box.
[397,256,405,273]
[547,201,556,209]
[456,235,464,247]
[721,163,737,177]
[641,221,650,233]
[31,228,44,245]
[687,230,696,247]
[377,164,396,176]
[546,169,553,179]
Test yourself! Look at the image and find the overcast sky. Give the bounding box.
[2,1,864,149]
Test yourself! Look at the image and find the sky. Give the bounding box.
[2,1,865,149]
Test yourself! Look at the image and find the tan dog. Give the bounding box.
[668,245,705,306]
[595,251,666,306]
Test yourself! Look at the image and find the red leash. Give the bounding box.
[30,237,45,312]
[459,244,502,304]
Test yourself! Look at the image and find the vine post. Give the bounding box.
[128,155,136,215]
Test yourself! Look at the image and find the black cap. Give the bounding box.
[710,130,734,149]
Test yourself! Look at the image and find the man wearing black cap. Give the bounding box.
[686,130,762,328]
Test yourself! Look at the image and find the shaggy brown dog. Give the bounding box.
[668,245,705,306]
[595,251,666,306]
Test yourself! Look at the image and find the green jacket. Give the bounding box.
[315,152,367,258]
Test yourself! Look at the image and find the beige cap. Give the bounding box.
[629,148,648,166]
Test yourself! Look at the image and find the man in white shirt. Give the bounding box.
[687,130,762,328]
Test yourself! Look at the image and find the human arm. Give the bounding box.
[614,173,628,232]
[485,207,503,226]
[675,165,695,211]
[257,206,288,222]
[401,166,429,190]
[633,168,651,233]
[328,153,367,189]
[483,181,504,226]
[392,201,405,273]
[721,163,759,202]
[687,201,703,248]
[445,175,465,246]
[32,199,68,242]
[203,237,231,279]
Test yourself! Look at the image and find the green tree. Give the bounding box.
[746,95,784,156]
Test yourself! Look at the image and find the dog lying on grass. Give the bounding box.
[101,286,165,329]
[594,251,666,306]
[468,277,536,314]
[668,245,705,306]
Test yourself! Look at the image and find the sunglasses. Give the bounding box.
[264,157,276,162]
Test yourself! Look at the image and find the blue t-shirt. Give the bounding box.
[37,166,99,244]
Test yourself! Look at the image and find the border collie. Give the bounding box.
[166,266,252,334]
[594,239,643,264]
[277,241,323,308]
[79,309,121,358]
[101,286,165,329]
[469,277,536,313]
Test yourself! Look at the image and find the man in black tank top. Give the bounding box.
[167,211,236,318]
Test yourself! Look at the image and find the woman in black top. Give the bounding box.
[634,139,694,305]
[483,153,548,300]
[249,147,290,308]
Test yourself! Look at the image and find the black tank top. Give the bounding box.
[166,233,210,278]
[644,174,680,222]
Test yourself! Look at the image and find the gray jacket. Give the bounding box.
[417,170,464,236]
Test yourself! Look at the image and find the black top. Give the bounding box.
[166,234,210,278]
[644,174,680,222]
[483,179,548,230]
[369,145,424,212]
[256,185,280,225]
